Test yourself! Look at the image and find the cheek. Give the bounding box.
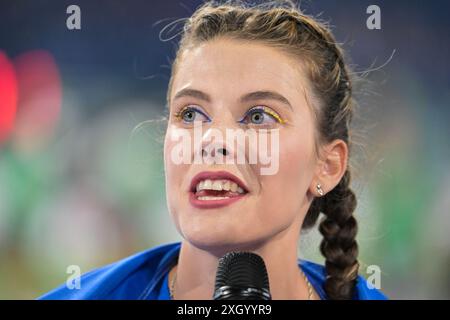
[163,131,189,213]
[257,129,315,224]
[280,118,317,189]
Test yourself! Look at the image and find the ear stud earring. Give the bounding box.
[316,183,324,196]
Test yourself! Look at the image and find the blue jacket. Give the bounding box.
[38,242,387,300]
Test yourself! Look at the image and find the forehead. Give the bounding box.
[171,38,309,103]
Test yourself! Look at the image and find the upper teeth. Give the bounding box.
[196,179,245,194]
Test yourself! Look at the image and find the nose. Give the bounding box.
[200,140,234,165]
[196,127,236,165]
[202,146,229,158]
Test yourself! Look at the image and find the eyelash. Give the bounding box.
[239,106,286,125]
[173,106,211,123]
[173,105,286,125]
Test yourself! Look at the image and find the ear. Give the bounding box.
[309,139,348,197]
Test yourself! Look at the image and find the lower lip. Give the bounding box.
[189,192,247,209]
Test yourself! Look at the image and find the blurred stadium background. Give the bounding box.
[0,0,449,299]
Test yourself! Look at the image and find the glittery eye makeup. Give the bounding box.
[172,104,287,127]
[239,106,287,126]
[173,105,211,124]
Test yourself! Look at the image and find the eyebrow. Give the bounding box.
[172,88,293,111]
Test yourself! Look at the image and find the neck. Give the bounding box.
[170,219,314,300]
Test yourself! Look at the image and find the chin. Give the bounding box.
[184,227,237,247]
[183,227,268,256]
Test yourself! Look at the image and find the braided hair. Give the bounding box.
[166,0,359,299]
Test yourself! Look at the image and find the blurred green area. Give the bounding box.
[1,73,449,299]
[1,0,450,300]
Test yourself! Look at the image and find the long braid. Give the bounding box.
[319,170,359,299]
[167,0,361,299]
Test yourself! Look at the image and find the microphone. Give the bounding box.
[213,251,271,300]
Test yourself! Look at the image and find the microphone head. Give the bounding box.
[213,251,271,300]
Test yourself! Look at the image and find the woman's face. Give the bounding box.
[164,38,318,252]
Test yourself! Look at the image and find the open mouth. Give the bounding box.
[189,171,249,209]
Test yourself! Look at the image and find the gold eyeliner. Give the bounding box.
[174,106,191,121]
[261,106,288,124]
[173,107,184,120]
[174,105,288,125]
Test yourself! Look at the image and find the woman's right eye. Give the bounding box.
[175,106,210,123]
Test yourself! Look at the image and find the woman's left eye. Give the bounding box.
[239,107,282,125]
